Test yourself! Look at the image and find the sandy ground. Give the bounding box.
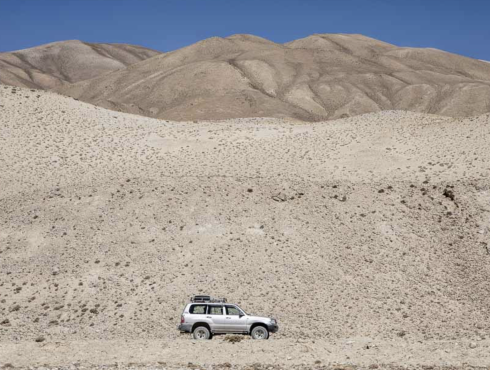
[1,85,490,369]
[2,337,490,369]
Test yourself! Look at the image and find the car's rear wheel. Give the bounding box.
[251,325,269,340]
[193,326,211,340]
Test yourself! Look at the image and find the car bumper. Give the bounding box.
[268,323,279,333]
[178,323,192,333]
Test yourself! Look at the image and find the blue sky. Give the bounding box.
[1,0,489,60]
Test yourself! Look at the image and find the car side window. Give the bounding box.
[208,305,223,315]
[189,304,207,314]
[226,306,241,316]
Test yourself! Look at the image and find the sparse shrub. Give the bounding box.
[443,188,455,201]
[223,334,243,343]
[0,318,10,325]
[397,330,407,337]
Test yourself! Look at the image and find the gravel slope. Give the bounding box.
[1,85,490,368]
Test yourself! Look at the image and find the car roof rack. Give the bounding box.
[190,295,227,303]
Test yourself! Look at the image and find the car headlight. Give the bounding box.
[270,318,276,324]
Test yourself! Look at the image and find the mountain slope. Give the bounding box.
[57,33,490,121]
[1,86,490,345]
[0,40,161,89]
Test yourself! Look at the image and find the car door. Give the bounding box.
[225,305,248,333]
[207,304,226,333]
[187,303,209,328]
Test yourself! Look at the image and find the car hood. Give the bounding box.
[245,315,274,322]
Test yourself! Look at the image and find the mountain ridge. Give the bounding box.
[0,40,161,89]
[2,34,490,121]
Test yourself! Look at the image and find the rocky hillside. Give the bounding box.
[1,85,489,344]
[56,34,490,121]
[0,40,161,89]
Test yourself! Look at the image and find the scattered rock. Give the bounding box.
[272,193,287,202]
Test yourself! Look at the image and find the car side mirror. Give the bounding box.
[239,313,244,318]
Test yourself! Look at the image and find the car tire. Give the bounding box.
[193,326,211,340]
[251,325,269,340]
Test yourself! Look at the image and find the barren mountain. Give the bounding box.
[55,33,490,121]
[1,85,490,368]
[0,40,161,89]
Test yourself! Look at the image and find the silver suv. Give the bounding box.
[178,295,279,340]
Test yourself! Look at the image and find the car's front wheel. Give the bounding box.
[251,325,269,340]
[193,326,211,340]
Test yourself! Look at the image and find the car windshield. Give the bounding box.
[234,305,248,315]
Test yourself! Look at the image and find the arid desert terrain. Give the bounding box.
[2,34,490,122]
[1,81,490,369]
